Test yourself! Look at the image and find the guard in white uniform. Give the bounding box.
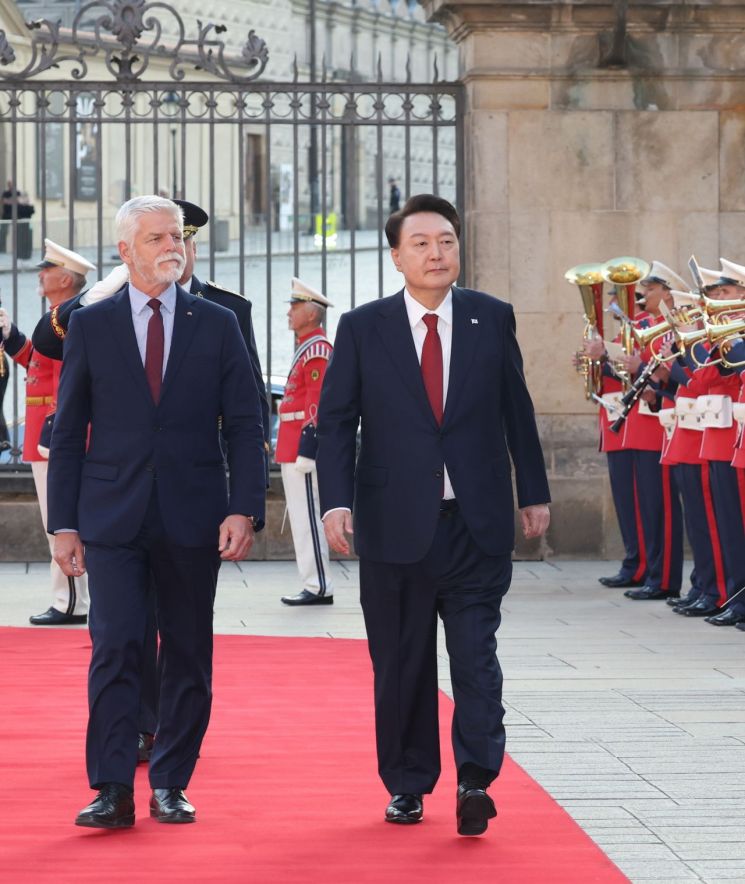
[277,279,335,606]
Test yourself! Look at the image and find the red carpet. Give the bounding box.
[0,627,627,883]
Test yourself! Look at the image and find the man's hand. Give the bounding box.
[0,307,12,341]
[294,455,315,474]
[583,338,606,361]
[218,514,254,561]
[323,509,353,555]
[54,532,87,577]
[618,353,642,374]
[520,504,550,540]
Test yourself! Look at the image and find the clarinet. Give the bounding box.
[609,357,660,434]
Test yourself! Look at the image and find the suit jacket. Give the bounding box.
[47,284,266,546]
[316,287,550,563]
[188,275,271,454]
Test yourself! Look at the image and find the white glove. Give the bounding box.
[294,455,315,474]
[80,263,129,306]
[0,307,12,340]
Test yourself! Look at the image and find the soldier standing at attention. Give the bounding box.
[0,239,95,625]
[277,278,335,607]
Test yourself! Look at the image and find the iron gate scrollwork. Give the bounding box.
[0,1,463,467]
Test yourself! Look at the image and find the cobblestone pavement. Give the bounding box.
[2,558,744,883]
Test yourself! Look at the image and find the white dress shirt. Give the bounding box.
[403,287,455,499]
[129,282,177,376]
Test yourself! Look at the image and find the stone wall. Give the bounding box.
[419,0,745,556]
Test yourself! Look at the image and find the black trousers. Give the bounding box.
[632,451,683,592]
[359,502,512,796]
[709,461,745,614]
[606,450,646,582]
[84,492,220,790]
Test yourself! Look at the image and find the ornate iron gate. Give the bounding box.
[0,1,463,467]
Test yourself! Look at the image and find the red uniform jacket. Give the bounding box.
[275,329,333,463]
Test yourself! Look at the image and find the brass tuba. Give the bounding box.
[601,257,651,389]
[566,263,605,399]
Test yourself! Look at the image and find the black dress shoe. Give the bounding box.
[385,794,423,824]
[456,783,497,836]
[668,590,700,608]
[150,788,195,823]
[138,732,155,763]
[599,573,644,588]
[678,598,720,617]
[29,607,87,626]
[280,589,333,606]
[624,586,680,601]
[75,783,134,828]
[705,608,745,627]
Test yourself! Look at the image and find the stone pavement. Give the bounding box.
[2,558,744,884]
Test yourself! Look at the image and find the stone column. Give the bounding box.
[419,0,745,557]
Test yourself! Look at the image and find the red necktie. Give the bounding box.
[421,313,443,424]
[144,298,164,404]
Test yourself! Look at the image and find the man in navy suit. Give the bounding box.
[317,194,550,836]
[47,195,266,828]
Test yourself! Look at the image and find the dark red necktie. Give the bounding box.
[144,298,164,404]
[421,313,443,424]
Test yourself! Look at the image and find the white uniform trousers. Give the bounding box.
[281,462,333,597]
[31,460,89,615]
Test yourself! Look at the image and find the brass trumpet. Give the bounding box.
[566,262,605,399]
[702,294,745,321]
[706,316,745,368]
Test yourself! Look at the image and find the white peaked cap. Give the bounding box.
[719,258,745,287]
[698,266,722,287]
[670,290,700,309]
[37,238,96,276]
[289,277,333,308]
[641,261,688,292]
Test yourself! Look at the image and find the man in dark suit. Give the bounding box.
[32,200,272,763]
[317,194,550,836]
[47,195,266,828]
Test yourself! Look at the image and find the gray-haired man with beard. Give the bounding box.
[47,195,266,828]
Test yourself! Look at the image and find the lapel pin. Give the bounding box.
[471,318,478,324]
[186,311,193,316]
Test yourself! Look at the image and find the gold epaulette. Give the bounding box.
[206,281,246,300]
[50,305,66,340]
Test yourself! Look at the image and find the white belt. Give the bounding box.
[279,410,306,422]
[698,395,733,429]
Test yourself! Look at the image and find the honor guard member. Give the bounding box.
[277,278,335,606]
[584,289,647,589]
[620,262,684,602]
[0,239,95,624]
[694,258,745,627]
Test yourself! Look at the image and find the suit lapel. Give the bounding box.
[442,287,480,426]
[161,286,199,399]
[108,287,154,407]
[376,291,440,429]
